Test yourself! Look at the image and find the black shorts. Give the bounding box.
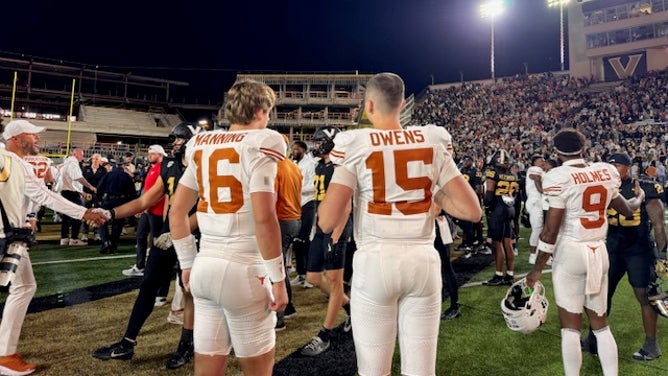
[307,217,352,272]
[487,204,514,241]
[607,231,656,288]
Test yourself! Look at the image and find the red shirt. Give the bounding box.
[145,163,166,216]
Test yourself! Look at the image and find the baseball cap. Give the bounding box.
[148,144,167,156]
[2,120,45,140]
[607,153,632,166]
[100,157,109,165]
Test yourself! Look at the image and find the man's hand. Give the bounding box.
[83,208,109,227]
[268,281,288,312]
[634,180,645,201]
[154,232,173,250]
[526,270,542,289]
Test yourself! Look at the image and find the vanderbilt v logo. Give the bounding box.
[608,54,643,79]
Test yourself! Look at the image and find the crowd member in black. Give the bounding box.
[582,153,667,361]
[483,150,520,286]
[457,156,483,258]
[92,122,200,370]
[435,209,461,320]
[81,153,107,242]
[96,157,137,254]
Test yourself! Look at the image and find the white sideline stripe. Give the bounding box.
[461,268,554,288]
[33,254,134,266]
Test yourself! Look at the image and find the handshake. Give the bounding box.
[83,208,113,227]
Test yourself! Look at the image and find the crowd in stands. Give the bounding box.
[411,69,668,183]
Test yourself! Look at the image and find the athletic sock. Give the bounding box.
[561,328,582,376]
[317,327,332,342]
[594,326,618,375]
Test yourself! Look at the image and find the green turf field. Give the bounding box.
[2,221,667,375]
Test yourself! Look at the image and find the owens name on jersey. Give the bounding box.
[329,124,460,246]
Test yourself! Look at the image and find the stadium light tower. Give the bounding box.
[480,0,505,80]
[548,0,570,71]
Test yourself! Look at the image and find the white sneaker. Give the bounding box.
[93,233,101,241]
[122,265,145,277]
[60,238,70,246]
[528,253,537,265]
[290,275,305,286]
[121,228,128,236]
[303,280,314,289]
[81,235,89,242]
[167,310,184,325]
[69,239,88,246]
[155,297,167,307]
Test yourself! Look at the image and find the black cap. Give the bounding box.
[607,153,632,166]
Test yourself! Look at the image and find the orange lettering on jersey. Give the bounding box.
[588,246,598,253]
[570,169,612,185]
[194,133,246,146]
[257,276,266,285]
[369,130,425,147]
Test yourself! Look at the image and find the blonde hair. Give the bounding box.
[366,73,405,114]
[224,80,276,125]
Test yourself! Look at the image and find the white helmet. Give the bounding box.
[501,278,549,334]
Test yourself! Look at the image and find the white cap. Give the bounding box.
[2,120,45,140]
[148,144,167,156]
[101,157,109,164]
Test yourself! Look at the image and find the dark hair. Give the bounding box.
[293,140,307,151]
[553,128,586,155]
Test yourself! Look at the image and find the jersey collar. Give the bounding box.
[562,158,586,166]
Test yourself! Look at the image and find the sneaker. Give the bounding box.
[632,348,661,361]
[0,354,36,375]
[81,234,89,242]
[60,238,70,246]
[69,239,88,246]
[303,280,314,289]
[275,318,286,332]
[122,265,145,277]
[284,303,297,319]
[155,297,167,307]
[441,304,462,320]
[165,341,194,369]
[462,250,473,259]
[503,274,514,285]
[290,275,305,286]
[528,253,537,265]
[477,244,493,255]
[483,274,505,286]
[343,316,352,333]
[301,336,330,356]
[167,310,184,325]
[94,233,102,241]
[121,228,128,236]
[92,340,135,360]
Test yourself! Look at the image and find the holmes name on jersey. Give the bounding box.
[369,129,425,146]
[571,169,612,185]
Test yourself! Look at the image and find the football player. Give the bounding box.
[300,125,353,357]
[92,121,200,369]
[483,149,520,286]
[582,153,666,361]
[525,155,546,264]
[317,72,481,376]
[457,155,483,258]
[169,80,287,376]
[527,129,644,376]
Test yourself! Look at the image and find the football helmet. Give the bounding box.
[648,282,668,318]
[489,149,511,168]
[312,126,341,157]
[169,122,200,157]
[501,278,549,334]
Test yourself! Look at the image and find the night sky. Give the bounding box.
[1,0,565,100]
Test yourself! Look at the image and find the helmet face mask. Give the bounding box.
[312,126,341,157]
[169,122,200,157]
[501,278,549,334]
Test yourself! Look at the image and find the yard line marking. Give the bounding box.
[33,254,135,266]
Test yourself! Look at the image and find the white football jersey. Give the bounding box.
[23,155,52,185]
[180,128,286,248]
[329,124,460,246]
[542,161,621,242]
[525,165,544,204]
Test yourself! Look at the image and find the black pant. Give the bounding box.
[60,190,82,239]
[435,221,458,306]
[135,212,164,270]
[99,199,124,252]
[124,245,178,340]
[293,200,316,275]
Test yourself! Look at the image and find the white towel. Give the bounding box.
[436,216,453,245]
[585,243,603,295]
